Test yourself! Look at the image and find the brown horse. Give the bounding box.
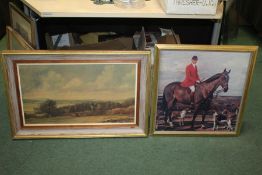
[162,69,231,129]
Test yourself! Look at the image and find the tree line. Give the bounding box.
[30,98,135,117]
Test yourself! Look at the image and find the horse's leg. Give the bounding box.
[167,110,174,127]
[201,112,206,129]
[164,108,168,125]
[164,109,173,127]
[191,110,198,129]
[166,98,176,127]
[164,108,172,127]
[162,92,169,127]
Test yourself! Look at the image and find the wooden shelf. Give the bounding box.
[22,0,223,19]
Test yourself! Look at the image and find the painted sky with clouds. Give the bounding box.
[18,63,137,101]
[158,50,252,96]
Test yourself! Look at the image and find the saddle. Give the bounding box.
[173,84,193,104]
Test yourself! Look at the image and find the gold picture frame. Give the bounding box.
[9,3,37,48]
[1,50,151,139]
[151,44,258,136]
[6,26,34,50]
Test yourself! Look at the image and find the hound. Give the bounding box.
[213,110,233,131]
[171,109,188,127]
[179,109,187,126]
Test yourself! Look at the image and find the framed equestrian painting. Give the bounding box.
[1,50,151,139]
[151,45,258,136]
[9,3,37,48]
[6,26,34,50]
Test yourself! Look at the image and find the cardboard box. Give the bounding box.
[159,0,218,15]
[58,37,134,50]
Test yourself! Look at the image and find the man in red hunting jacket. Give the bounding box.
[181,56,200,93]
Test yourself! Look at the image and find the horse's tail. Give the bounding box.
[162,91,168,112]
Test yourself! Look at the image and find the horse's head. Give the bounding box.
[219,69,231,92]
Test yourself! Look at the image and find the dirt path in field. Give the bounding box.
[26,115,133,124]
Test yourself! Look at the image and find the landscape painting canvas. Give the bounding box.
[2,51,150,139]
[19,63,138,126]
[151,45,257,136]
[9,3,36,48]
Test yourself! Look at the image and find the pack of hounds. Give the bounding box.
[171,106,239,131]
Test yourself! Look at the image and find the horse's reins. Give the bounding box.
[194,80,224,106]
[197,77,224,99]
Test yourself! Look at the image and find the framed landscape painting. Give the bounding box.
[1,50,150,139]
[151,45,257,136]
[9,3,37,48]
[6,26,34,50]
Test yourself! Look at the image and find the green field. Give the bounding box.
[23,98,135,124]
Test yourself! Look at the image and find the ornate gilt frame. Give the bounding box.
[151,44,258,136]
[1,50,151,139]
